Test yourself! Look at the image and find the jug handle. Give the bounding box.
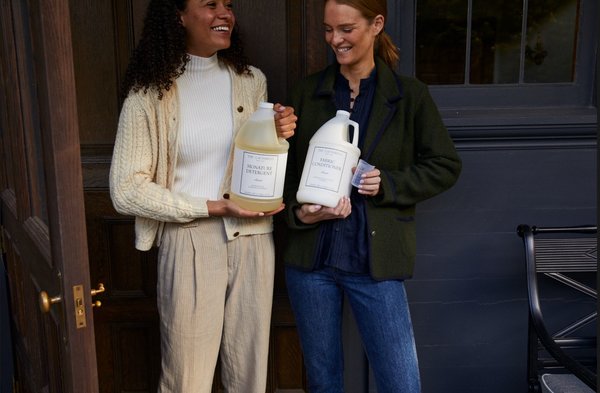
[349,119,359,147]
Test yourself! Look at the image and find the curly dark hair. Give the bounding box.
[121,0,252,100]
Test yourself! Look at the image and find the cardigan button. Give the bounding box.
[233,232,240,237]
[237,106,244,113]
[370,231,376,237]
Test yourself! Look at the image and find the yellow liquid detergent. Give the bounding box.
[230,102,289,212]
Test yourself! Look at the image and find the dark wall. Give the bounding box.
[409,143,596,393]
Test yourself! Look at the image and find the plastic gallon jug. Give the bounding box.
[296,110,360,208]
[230,102,289,212]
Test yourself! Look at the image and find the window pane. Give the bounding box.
[470,0,523,84]
[416,0,582,86]
[525,0,579,83]
[416,0,468,85]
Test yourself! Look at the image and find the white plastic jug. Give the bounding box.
[296,110,360,208]
[230,102,289,212]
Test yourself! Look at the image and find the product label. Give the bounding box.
[304,146,347,192]
[231,148,287,199]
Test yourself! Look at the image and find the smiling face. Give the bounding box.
[179,0,235,57]
[323,0,384,74]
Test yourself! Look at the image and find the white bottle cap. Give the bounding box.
[259,102,274,109]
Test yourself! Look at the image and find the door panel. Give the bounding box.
[85,190,161,393]
[0,0,98,392]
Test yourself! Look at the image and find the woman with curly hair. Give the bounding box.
[109,0,296,392]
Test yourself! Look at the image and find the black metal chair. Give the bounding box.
[517,224,597,393]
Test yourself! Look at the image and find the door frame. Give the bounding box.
[0,0,99,392]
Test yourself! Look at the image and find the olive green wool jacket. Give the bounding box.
[283,58,462,280]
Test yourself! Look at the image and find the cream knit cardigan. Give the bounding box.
[109,65,272,251]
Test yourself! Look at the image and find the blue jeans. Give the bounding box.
[285,267,421,393]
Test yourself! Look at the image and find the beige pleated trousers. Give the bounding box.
[156,218,275,393]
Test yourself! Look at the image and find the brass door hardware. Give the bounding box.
[91,283,105,308]
[39,291,62,313]
[39,283,106,328]
[91,283,105,296]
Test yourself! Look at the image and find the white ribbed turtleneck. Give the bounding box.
[173,53,233,200]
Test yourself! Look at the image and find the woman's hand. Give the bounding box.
[295,197,351,224]
[355,167,381,196]
[208,196,285,218]
[274,103,297,139]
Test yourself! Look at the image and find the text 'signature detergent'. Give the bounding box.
[296,110,360,208]
[230,102,289,212]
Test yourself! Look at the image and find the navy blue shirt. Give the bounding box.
[315,66,377,274]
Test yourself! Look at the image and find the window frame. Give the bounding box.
[390,0,597,128]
